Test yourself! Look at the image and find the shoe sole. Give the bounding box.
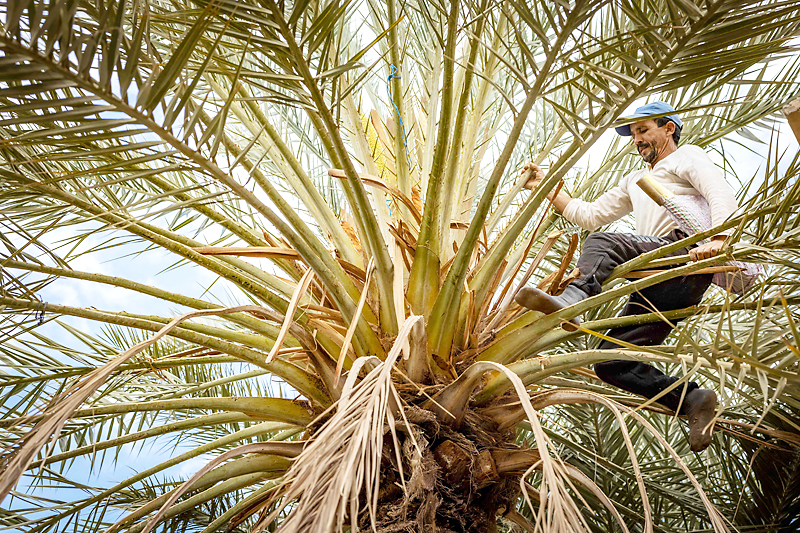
[687,390,717,452]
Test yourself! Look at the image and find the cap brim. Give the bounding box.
[615,124,633,136]
[614,112,649,136]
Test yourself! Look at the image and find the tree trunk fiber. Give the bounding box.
[364,407,537,532]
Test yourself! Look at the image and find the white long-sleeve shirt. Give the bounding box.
[562,144,738,237]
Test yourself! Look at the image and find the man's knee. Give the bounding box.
[594,360,634,384]
[584,232,616,249]
[583,232,669,258]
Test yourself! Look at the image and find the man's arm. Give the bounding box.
[521,163,633,230]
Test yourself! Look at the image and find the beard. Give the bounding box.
[637,141,659,164]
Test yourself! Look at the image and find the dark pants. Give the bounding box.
[571,230,713,414]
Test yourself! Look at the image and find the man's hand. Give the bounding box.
[689,235,727,261]
[521,162,546,190]
[520,161,574,212]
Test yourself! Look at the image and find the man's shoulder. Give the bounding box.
[675,144,711,159]
[668,144,725,182]
[660,145,714,172]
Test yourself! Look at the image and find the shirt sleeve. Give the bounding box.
[561,182,633,231]
[677,146,738,236]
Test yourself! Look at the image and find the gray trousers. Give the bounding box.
[571,230,713,413]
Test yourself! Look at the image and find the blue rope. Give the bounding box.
[386,64,414,171]
[0,302,46,345]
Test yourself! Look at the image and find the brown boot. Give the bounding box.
[514,285,588,331]
[684,388,717,452]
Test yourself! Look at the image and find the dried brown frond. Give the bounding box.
[256,316,423,533]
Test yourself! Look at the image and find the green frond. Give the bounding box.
[2,0,800,531]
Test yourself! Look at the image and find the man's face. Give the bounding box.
[630,119,675,165]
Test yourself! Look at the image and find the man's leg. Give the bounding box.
[515,232,682,328]
[515,229,718,450]
[593,272,718,452]
[516,229,706,407]
[571,231,687,296]
[593,272,714,413]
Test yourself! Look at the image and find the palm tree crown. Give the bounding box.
[2,0,800,531]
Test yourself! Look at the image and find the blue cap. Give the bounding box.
[615,101,683,136]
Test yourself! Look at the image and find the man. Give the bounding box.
[515,102,738,452]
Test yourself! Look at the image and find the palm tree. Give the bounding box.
[2,0,800,531]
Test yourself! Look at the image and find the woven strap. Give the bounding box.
[663,195,760,294]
